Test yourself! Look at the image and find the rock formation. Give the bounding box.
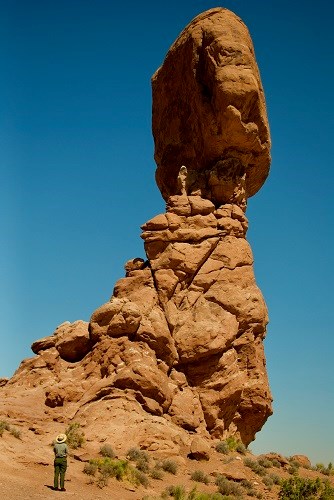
[152,8,271,206]
[0,7,272,456]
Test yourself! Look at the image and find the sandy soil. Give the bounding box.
[1,426,333,500]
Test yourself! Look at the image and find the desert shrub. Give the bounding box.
[131,468,149,487]
[109,459,129,480]
[161,459,178,475]
[163,485,186,499]
[215,474,243,497]
[215,437,246,456]
[244,457,267,476]
[0,421,21,440]
[314,462,334,476]
[190,470,210,485]
[136,457,149,472]
[287,463,299,476]
[10,426,21,439]
[150,467,163,480]
[257,457,273,469]
[87,456,152,489]
[90,457,129,480]
[0,420,10,436]
[65,422,85,449]
[321,479,334,499]
[287,458,300,475]
[268,472,281,485]
[99,443,115,458]
[187,490,227,500]
[96,474,109,488]
[127,447,149,462]
[271,459,282,468]
[279,476,321,499]
[262,475,274,489]
[126,447,150,472]
[240,479,257,496]
[215,441,229,455]
[235,442,247,455]
[83,462,98,476]
[161,488,228,500]
[225,436,239,451]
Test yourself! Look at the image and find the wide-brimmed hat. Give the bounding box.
[56,433,67,444]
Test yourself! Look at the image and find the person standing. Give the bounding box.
[53,433,68,491]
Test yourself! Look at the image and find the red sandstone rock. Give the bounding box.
[0,8,272,456]
[55,320,92,362]
[152,8,271,205]
[188,436,211,461]
[291,454,312,468]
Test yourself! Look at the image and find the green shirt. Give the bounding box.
[54,442,68,458]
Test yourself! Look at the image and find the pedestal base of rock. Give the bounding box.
[1,195,272,454]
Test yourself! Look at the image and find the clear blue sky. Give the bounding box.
[1,0,333,464]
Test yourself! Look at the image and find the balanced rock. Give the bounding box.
[152,8,271,206]
[0,8,273,457]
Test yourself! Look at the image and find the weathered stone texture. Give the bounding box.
[152,8,271,206]
[0,8,272,455]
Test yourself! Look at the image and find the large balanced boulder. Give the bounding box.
[152,8,271,206]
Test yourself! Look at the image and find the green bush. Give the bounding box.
[268,473,281,485]
[278,476,331,499]
[225,436,238,451]
[287,464,299,476]
[150,467,163,480]
[215,474,243,497]
[215,437,246,456]
[99,443,115,458]
[83,462,98,476]
[163,485,186,499]
[243,457,267,476]
[215,441,229,455]
[131,468,149,487]
[65,422,85,449]
[187,490,227,500]
[126,447,150,473]
[235,442,247,455]
[314,463,334,476]
[257,457,273,469]
[0,420,10,437]
[109,459,129,480]
[240,479,257,497]
[126,447,149,462]
[10,426,21,439]
[161,459,178,475]
[190,470,210,485]
[160,487,229,500]
[85,456,152,489]
[262,475,274,489]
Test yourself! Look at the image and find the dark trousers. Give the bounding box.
[54,457,67,489]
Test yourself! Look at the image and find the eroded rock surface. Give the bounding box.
[1,195,272,450]
[152,8,271,205]
[0,8,272,455]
